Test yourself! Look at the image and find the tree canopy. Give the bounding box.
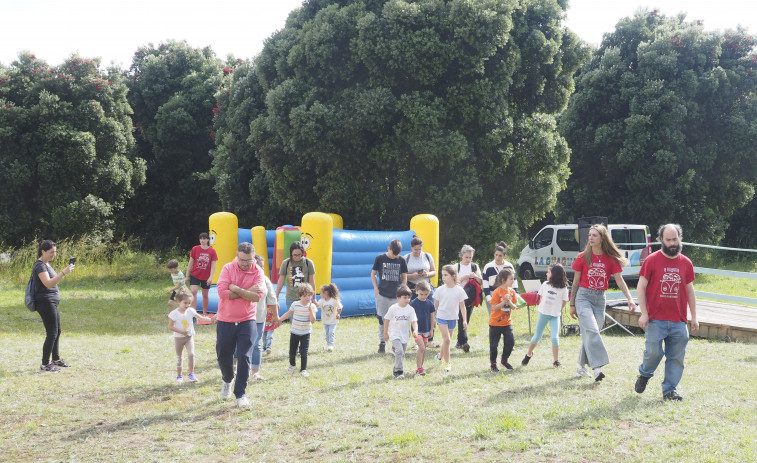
[119,41,224,249]
[558,11,757,242]
[213,0,587,255]
[0,53,145,244]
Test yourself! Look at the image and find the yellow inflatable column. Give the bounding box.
[209,212,238,283]
[327,213,343,229]
[300,212,333,294]
[251,226,269,277]
[410,214,440,287]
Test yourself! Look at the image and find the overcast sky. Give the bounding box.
[1,0,756,68]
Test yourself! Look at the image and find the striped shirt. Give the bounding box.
[171,270,189,292]
[289,301,315,335]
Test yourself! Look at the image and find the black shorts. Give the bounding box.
[169,291,176,301]
[189,274,211,289]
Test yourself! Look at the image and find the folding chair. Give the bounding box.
[601,300,637,336]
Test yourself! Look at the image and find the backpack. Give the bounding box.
[24,270,37,311]
[458,263,483,307]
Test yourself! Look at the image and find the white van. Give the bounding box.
[517,224,651,280]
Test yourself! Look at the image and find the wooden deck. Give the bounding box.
[605,299,757,343]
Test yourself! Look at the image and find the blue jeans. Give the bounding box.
[575,287,609,368]
[324,323,337,347]
[638,320,689,395]
[531,313,560,347]
[262,329,274,351]
[250,321,265,370]
[216,320,256,399]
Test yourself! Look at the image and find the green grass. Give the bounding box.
[2,275,757,462]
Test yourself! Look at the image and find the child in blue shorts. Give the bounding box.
[432,265,468,372]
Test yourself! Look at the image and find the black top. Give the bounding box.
[372,254,408,298]
[33,260,60,303]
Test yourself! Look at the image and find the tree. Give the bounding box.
[558,11,757,242]
[119,41,223,249]
[0,53,145,244]
[214,0,587,256]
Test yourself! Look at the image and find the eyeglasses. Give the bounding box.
[292,253,303,258]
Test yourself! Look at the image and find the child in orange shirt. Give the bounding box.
[488,269,522,372]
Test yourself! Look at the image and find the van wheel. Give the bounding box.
[520,264,534,280]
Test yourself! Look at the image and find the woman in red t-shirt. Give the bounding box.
[569,224,636,382]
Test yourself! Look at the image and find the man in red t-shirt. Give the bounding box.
[185,232,218,315]
[635,224,698,401]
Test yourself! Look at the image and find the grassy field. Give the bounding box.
[2,271,756,462]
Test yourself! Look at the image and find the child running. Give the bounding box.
[383,285,419,379]
[165,259,189,311]
[168,291,213,383]
[409,280,435,376]
[318,283,343,351]
[522,263,569,368]
[278,283,317,377]
[433,265,468,372]
[488,268,522,372]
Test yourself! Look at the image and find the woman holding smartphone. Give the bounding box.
[33,240,75,372]
[404,236,436,297]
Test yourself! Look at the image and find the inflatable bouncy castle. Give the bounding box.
[198,212,439,318]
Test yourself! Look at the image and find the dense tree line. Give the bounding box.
[1,3,755,253]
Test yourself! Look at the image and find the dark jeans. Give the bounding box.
[457,304,474,346]
[36,299,61,365]
[289,332,311,371]
[216,320,256,399]
[489,325,514,364]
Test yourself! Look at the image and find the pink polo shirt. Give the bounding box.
[215,258,264,323]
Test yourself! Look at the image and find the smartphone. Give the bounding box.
[69,257,77,265]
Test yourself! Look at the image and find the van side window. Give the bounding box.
[533,228,554,250]
[556,229,579,251]
[628,229,646,248]
[611,229,628,250]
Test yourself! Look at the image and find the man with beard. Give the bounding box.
[634,224,698,401]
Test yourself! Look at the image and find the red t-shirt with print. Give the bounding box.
[640,250,695,322]
[189,245,218,281]
[571,252,622,291]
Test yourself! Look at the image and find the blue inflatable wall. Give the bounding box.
[197,228,415,319]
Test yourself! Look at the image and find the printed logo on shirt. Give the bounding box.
[586,267,607,289]
[289,265,306,287]
[660,272,682,298]
[381,262,402,282]
[196,253,210,270]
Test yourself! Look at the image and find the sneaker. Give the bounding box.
[220,381,232,399]
[252,372,264,381]
[187,373,198,382]
[300,370,310,377]
[393,371,404,379]
[51,359,70,367]
[263,348,272,357]
[663,391,683,401]
[434,353,441,365]
[175,374,183,383]
[635,375,650,393]
[502,362,514,371]
[576,367,591,378]
[378,342,386,354]
[490,363,500,373]
[553,361,562,368]
[593,369,605,382]
[444,362,451,372]
[287,365,296,375]
[454,344,463,350]
[411,344,418,350]
[236,395,251,408]
[326,345,334,352]
[40,363,60,373]
[521,354,532,366]
[462,343,470,353]
[415,367,426,376]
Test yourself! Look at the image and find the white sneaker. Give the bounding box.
[287,365,296,374]
[252,372,264,381]
[576,366,590,378]
[326,346,334,352]
[300,370,310,377]
[263,348,271,357]
[220,381,232,399]
[236,395,251,408]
